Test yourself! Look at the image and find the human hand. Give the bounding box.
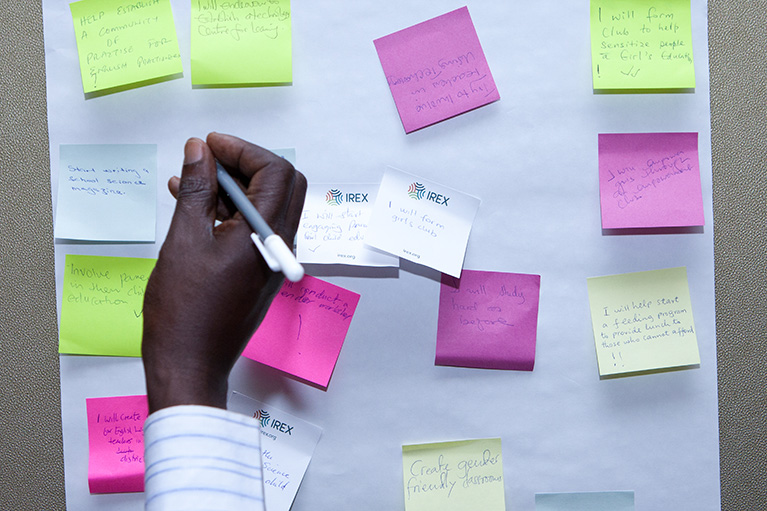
[142,133,306,413]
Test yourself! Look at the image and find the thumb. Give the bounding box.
[169,138,218,236]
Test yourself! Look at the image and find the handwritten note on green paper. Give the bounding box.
[191,0,292,86]
[70,0,182,94]
[590,0,695,91]
[59,254,156,357]
[587,267,700,379]
[402,438,505,511]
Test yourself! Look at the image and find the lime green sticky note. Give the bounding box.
[59,254,156,357]
[191,0,292,86]
[587,267,700,379]
[402,438,505,511]
[69,0,182,94]
[590,0,695,91]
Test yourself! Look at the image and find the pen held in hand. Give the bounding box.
[215,160,304,283]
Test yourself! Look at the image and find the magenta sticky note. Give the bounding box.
[242,275,360,389]
[374,6,500,133]
[598,132,704,229]
[86,395,148,494]
[436,270,540,371]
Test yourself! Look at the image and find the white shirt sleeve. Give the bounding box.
[143,405,265,511]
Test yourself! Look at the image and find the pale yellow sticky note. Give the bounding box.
[587,267,700,378]
[59,254,156,357]
[191,0,292,86]
[402,438,505,511]
[590,0,695,91]
[70,0,182,94]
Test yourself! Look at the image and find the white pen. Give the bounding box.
[215,160,305,283]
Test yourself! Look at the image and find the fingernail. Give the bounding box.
[184,138,204,165]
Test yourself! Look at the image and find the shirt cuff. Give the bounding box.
[143,405,264,511]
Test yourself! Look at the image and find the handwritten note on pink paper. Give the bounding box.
[436,270,540,371]
[242,275,360,389]
[374,6,499,133]
[86,395,148,494]
[599,132,704,229]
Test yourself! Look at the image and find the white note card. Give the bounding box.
[366,167,480,277]
[228,391,323,511]
[297,183,399,267]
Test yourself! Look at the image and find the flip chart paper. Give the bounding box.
[374,6,500,133]
[587,267,700,378]
[191,0,292,86]
[297,183,399,267]
[598,133,703,229]
[69,0,182,94]
[436,271,540,371]
[55,144,157,241]
[59,254,156,357]
[590,0,695,91]
[229,391,323,511]
[86,395,148,494]
[242,275,360,388]
[402,438,504,511]
[536,491,635,510]
[366,167,480,278]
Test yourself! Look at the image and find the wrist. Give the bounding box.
[143,359,229,414]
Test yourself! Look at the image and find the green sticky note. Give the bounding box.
[191,0,292,86]
[59,254,156,357]
[590,0,695,91]
[402,438,505,511]
[587,267,700,379]
[69,0,182,94]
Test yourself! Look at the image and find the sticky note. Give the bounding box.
[59,254,156,357]
[436,271,540,371]
[590,0,695,91]
[69,0,182,94]
[587,267,700,378]
[374,6,500,133]
[55,144,157,242]
[191,0,292,86]
[536,491,635,510]
[598,133,703,229]
[402,438,505,511]
[297,183,399,267]
[366,167,480,278]
[242,275,360,388]
[229,391,323,511]
[86,395,148,494]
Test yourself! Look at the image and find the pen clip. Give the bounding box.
[250,233,282,273]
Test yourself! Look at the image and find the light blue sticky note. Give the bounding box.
[535,491,635,511]
[271,148,296,166]
[55,144,157,242]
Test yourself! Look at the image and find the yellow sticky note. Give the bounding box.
[587,267,700,379]
[191,0,292,86]
[59,254,156,357]
[402,438,505,511]
[69,0,183,94]
[590,0,695,91]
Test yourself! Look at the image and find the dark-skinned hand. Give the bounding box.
[142,133,307,414]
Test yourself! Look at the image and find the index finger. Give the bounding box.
[206,132,291,179]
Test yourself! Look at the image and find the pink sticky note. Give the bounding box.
[436,270,540,371]
[86,395,148,494]
[242,275,360,388]
[374,6,500,133]
[598,132,704,229]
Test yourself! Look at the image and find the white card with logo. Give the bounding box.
[228,391,323,511]
[296,183,399,267]
[367,167,481,277]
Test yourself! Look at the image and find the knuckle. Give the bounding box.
[177,176,212,201]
